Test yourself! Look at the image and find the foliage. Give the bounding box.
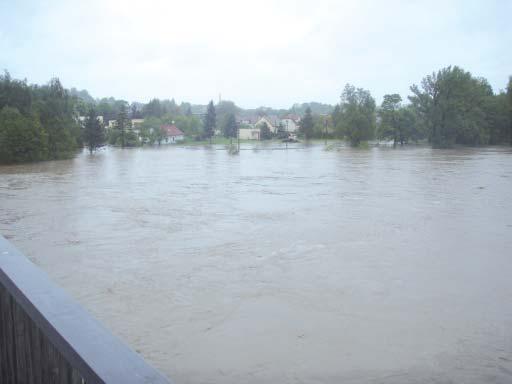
[484,92,511,145]
[259,122,272,140]
[204,100,216,143]
[1,72,82,163]
[299,107,314,139]
[115,103,131,147]
[0,106,48,163]
[312,115,333,139]
[333,84,376,146]
[508,77,512,145]
[409,66,493,147]
[83,107,105,153]
[378,94,423,145]
[222,113,238,138]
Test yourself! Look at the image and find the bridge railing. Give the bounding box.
[0,235,172,384]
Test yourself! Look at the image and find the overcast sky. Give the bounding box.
[1,0,510,108]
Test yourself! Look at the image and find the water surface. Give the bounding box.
[1,144,512,383]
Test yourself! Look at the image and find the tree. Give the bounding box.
[508,77,512,145]
[0,106,48,163]
[299,107,314,139]
[377,97,424,145]
[143,98,163,118]
[83,107,105,154]
[222,113,238,140]
[409,66,492,147]
[334,84,376,146]
[484,92,511,145]
[33,77,80,159]
[116,103,131,147]
[204,100,216,143]
[275,122,288,139]
[0,71,32,115]
[260,122,272,140]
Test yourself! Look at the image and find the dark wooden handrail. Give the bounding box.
[0,235,172,383]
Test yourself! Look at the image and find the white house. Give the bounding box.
[160,124,185,143]
[255,116,277,133]
[280,117,299,132]
[239,128,260,140]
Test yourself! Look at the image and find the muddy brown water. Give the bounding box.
[1,144,512,383]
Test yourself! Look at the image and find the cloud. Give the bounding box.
[1,0,511,107]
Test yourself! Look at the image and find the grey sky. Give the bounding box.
[1,0,510,108]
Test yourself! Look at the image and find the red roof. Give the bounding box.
[160,124,184,137]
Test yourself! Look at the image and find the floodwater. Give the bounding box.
[1,143,512,383]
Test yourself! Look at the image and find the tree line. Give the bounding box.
[1,66,511,163]
[330,66,512,147]
[0,72,82,163]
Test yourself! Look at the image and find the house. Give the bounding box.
[131,119,144,135]
[239,128,260,140]
[255,116,277,133]
[160,124,184,143]
[280,116,300,132]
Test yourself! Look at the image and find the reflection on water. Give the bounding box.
[1,144,512,383]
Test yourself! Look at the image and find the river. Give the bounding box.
[1,143,512,383]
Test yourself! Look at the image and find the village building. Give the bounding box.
[239,128,261,140]
[255,116,278,133]
[160,124,184,143]
[280,115,300,132]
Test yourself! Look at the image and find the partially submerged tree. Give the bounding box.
[508,76,512,145]
[299,107,314,140]
[222,113,238,141]
[83,107,105,154]
[260,122,272,140]
[204,100,216,144]
[115,103,131,148]
[409,66,493,147]
[379,94,402,145]
[0,106,48,163]
[333,84,376,146]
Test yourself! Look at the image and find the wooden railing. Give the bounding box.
[0,235,172,384]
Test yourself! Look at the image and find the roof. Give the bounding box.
[255,116,276,128]
[161,124,184,137]
[283,114,301,122]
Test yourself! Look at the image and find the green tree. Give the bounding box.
[139,116,160,145]
[143,98,163,118]
[83,107,105,154]
[409,66,492,147]
[260,122,272,140]
[299,107,314,139]
[115,103,131,147]
[204,100,216,144]
[335,84,376,146]
[0,106,48,163]
[508,77,512,145]
[33,78,80,159]
[222,113,238,140]
[275,122,288,139]
[0,71,32,115]
[379,93,405,145]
